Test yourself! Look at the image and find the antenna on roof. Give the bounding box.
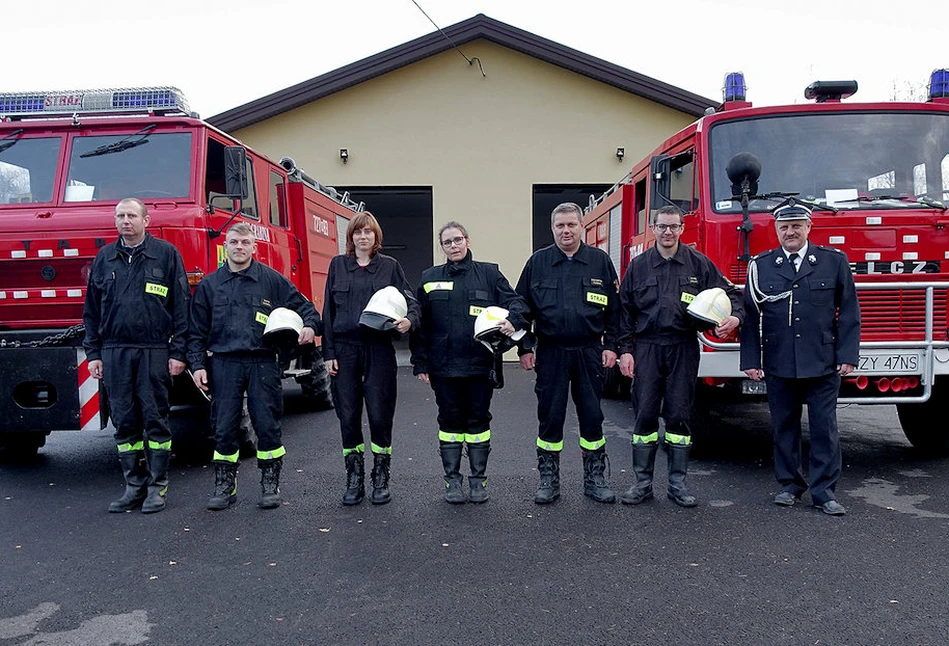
[409,0,486,78]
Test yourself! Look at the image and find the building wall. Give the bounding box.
[232,40,698,281]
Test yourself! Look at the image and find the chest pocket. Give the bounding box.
[809,278,835,305]
[633,275,658,310]
[583,278,608,308]
[678,276,700,308]
[248,294,273,326]
[531,280,559,309]
[468,289,491,317]
[144,268,168,298]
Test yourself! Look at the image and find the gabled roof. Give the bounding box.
[208,14,717,132]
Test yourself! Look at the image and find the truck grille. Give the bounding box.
[729,264,948,342]
[0,258,90,290]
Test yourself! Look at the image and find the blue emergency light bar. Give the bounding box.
[929,69,949,99]
[0,87,191,118]
[723,72,746,102]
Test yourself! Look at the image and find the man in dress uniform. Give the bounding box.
[617,206,742,507]
[740,202,860,516]
[516,202,620,504]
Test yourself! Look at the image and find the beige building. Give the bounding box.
[209,14,714,285]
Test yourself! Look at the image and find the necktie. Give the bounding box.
[789,252,800,271]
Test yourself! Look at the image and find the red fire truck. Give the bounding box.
[0,87,360,456]
[583,71,949,452]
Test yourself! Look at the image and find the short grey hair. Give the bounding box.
[117,197,147,217]
[550,202,583,226]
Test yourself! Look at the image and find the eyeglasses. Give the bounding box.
[441,236,467,248]
[652,223,683,233]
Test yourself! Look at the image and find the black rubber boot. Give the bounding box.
[207,463,238,510]
[370,453,391,505]
[108,450,148,513]
[258,457,282,509]
[467,442,491,504]
[620,443,658,505]
[667,442,698,507]
[142,449,171,514]
[342,452,365,506]
[534,449,560,504]
[582,447,616,503]
[440,442,465,504]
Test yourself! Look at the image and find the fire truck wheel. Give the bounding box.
[897,377,949,455]
[602,365,631,400]
[0,432,48,460]
[297,353,334,411]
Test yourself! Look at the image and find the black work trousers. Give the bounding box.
[331,340,398,453]
[534,343,605,451]
[765,372,842,505]
[632,340,700,440]
[210,353,283,457]
[430,376,494,443]
[102,347,172,447]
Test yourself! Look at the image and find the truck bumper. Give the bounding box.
[0,346,103,433]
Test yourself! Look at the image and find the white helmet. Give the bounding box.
[360,286,408,330]
[686,287,732,325]
[263,307,304,345]
[473,306,526,353]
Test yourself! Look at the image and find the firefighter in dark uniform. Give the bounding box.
[410,222,528,504]
[83,197,190,514]
[617,206,742,507]
[741,202,860,516]
[188,222,320,511]
[323,212,420,506]
[516,202,620,504]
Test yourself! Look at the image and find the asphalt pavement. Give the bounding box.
[2,367,948,646]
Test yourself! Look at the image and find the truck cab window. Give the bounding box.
[205,138,258,217]
[0,137,60,204]
[65,132,191,202]
[269,170,287,227]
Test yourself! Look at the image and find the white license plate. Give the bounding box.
[856,351,922,375]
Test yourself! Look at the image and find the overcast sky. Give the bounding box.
[5,0,944,118]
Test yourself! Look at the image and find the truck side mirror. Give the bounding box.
[223,146,248,199]
[649,154,671,210]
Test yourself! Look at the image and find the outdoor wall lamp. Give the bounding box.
[339,148,349,164]
[616,147,625,162]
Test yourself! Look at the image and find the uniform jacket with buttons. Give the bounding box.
[187,259,321,370]
[618,243,743,355]
[740,245,860,378]
[83,233,190,362]
[515,242,620,351]
[322,252,420,361]
[410,251,528,378]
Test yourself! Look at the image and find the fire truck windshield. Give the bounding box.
[709,111,949,214]
[0,137,60,204]
[64,131,192,202]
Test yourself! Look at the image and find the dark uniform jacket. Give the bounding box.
[187,259,321,371]
[515,243,620,351]
[618,244,744,355]
[322,252,420,361]
[410,251,528,378]
[740,245,860,378]
[83,232,189,362]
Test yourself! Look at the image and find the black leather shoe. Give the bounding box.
[774,491,799,507]
[814,500,847,516]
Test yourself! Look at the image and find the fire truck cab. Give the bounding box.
[0,87,359,456]
[583,71,949,452]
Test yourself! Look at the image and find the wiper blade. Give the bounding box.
[79,124,156,158]
[0,128,25,154]
[834,193,947,211]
